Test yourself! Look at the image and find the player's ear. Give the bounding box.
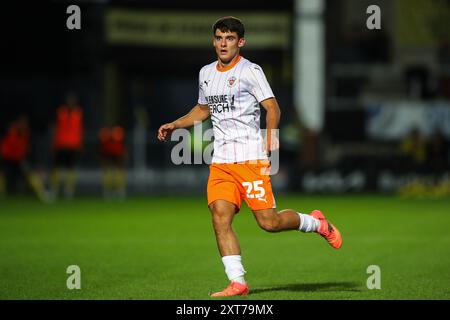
[238,38,246,48]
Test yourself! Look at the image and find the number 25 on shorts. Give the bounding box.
[242,180,265,199]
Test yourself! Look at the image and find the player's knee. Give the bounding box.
[257,216,281,233]
[210,204,233,228]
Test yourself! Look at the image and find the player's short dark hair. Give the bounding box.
[212,16,245,39]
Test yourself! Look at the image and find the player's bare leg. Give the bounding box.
[209,199,241,257]
[113,167,126,199]
[253,208,342,249]
[64,169,77,200]
[209,199,249,297]
[50,168,62,198]
[0,172,5,197]
[252,208,300,232]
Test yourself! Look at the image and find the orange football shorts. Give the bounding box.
[207,160,276,212]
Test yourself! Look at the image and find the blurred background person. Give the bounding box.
[50,93,83,200]
[0,117,50,202]
[99,125,127,200]
[0,117,30,196]
[399,127,427,170]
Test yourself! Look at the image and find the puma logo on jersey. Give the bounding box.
[257,197,268,203]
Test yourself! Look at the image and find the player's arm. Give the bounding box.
[260,97,281,153]
[157,104,210,142]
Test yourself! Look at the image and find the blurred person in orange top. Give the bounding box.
[50,93,83,200]
[98,126,127,199]
[0,117,30,195]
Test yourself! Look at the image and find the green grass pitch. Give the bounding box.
[0,194,449,300]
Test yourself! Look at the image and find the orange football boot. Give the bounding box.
[310,210,343,249]
[210,281,249,297]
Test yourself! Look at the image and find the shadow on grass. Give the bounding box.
[251,281,361,295]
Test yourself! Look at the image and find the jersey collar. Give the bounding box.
[216,55,242,72]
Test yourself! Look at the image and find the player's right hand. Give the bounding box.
[157,123,176,141]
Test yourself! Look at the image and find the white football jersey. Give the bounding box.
[198,56,275,163]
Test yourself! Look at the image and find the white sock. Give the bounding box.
[298,213,320,233]
[222,255,246,284]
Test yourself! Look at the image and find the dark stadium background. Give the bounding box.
[1,0,449,195]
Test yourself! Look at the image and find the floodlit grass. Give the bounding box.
[0,195,449,299]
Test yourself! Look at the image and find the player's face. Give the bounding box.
[213,30,245,64]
